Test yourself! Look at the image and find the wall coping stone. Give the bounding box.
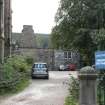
[78,74,97,80]
[79,66,97,80]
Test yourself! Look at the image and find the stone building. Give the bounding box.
[12,25,51,49]
[0,0,12,63]
[12,25,54,70]
[20,25,36,48]
[11,25,50,57]
[54,50,80,70]
[12,25,80,70]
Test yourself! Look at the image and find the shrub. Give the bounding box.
[0,55,30,95]
[65,76,79,105]
[6,55,29,72]
[65,96,76,105]
[25,57,34,65]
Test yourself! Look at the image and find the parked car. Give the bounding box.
[59,64,70,71]
[31,62,49,79]
[65,64,70,71]
[66,64,76,71]
[59,64,65,71]
[68,63,76,71]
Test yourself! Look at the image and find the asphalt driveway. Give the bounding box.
[0,71,77,105]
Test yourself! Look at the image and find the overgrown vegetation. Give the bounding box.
[65,76,79,105]
[36,34,52,48]
[97,71,105,105]
[25,56,34,66]
[51,0,105,65]
[0,55,32,95]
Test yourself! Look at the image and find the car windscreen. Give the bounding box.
[33,64,47,68]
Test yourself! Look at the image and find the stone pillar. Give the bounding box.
[78,66,97,105]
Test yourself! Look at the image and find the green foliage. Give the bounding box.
[0,55,30,95]
[92,28,105,50]
[65,96,76,105]
[65,76,79,105]
[69,76,79,101]
[36,35,52,48]
[25,57,34,65]
[5,55,29,72]
[14,77,30,93]
[97,71,105,105]
[51,0,105,65]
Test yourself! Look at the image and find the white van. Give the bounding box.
[31,62,49,79]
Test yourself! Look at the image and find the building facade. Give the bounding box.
[12,25,80,70]
[20,25,37,48]
[54,50,80,70]
[12,25,54,70]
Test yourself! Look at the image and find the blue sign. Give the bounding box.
[95,51,105,70]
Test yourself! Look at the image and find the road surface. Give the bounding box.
[0,71,77,105]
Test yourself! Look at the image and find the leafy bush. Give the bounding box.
[0,55,30,95]
[25,57,34,65]
[65,76,79,105]
[65,96,76,105]
[6,55,29,72]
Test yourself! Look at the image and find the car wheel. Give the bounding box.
[45,75,49,79]
[31,75,36,79]
[31,76,34,79]
[59,69,61,71]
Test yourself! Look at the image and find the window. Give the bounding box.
[64,51,72,59]
[64,52,68,59]
[33,63,47,68]
[68,52,72,58]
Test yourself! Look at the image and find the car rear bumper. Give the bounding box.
[31,73,48,77]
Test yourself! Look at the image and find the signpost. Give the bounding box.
[95,51,105,70]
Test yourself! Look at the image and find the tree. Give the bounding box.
[51,0,105,65]
[36,35,52,48]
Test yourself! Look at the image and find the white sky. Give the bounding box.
[12,0,60,34]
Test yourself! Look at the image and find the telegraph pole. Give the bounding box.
[0,0,4,63]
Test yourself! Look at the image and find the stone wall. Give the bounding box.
[14,48,80,70]
[14,48,54,70]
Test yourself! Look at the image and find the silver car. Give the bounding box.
[31,62,49,79]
